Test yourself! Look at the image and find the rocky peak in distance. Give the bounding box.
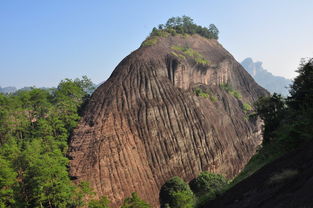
[241,57,292,96]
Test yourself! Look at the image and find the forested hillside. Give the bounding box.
[0,76,99,207]
[204,58,313,208]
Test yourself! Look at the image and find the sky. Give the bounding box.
[1,0,313,88]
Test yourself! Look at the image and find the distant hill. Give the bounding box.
[0,83,98,95]
[241,58,292,96]
[0,86,37,94]
[0,86,17,94]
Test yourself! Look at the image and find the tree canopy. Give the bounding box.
[159,176,195,208]
[121,192,151,208]
[189,172,227,197]
[254,58,313,148]
[150,16,219,40]
[0,77,95,207]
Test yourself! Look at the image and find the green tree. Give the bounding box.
[147,16,219,41]
[159,176,195,208]
[0,156,17,207]
[14,139,76,208]
[53,78,86,131]
[288,58,313,110]
[255,93,286,144]
[284,58,313,145]
[121,192,151,208]
[189,172,227,197]
[0,76,96,207]
[208,24,219,39]
[0,94,10,144]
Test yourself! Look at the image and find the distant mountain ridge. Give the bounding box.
[241,58,292,96]
[0,86,42,94]
[0,86,17,94]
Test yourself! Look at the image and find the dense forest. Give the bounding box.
[0,76,96,207]
[0,77,151,208]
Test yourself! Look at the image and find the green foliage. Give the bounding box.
[193,88,217,102]
[171,46,209,65]
[189,172,227,197]
[0,156,17,207]
[170,51,186,60]
[0,76,95,207]
[282,59,313,146]
[194,88,209,98]
[254,93,286,144]
[220,83,242,99]
[142,36,159,46]
[189,172,227,207]
[121,192,151,208]
[288,58,313,110]
[231,91,242,99]
[243,103,252,112]
[233,58,313,187]
[159,176,195,208]
[149,16,219,40]
[16,139,75,207]
[88,196,111,208]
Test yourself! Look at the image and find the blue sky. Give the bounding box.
[1,0,313,88]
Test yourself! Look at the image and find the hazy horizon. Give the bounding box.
[1,0,313,88]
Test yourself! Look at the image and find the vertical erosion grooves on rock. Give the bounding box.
[68,34,268,207]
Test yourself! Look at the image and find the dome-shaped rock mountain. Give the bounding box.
[68,34,268,207]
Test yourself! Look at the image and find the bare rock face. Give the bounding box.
[68,34,268,207]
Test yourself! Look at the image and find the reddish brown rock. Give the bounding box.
[68,34,268,207]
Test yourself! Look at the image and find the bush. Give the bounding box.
[193,88,217,102]
[159,176,195,208]
[194,88,209,98]
[243,103,252,112]
[121,192,151,208]
[189,172,227,197]
[142,36,159,46]
[220,83,242,99]
[88,196,110,208]
[171,46,209,65]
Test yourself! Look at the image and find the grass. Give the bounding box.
[193,88,217,102]
[194,88,209,98]
[209,95,218,102]
[243,103,252,112]
[243,103,252,111]
[171,45,209,65]
[220,83,242,99]
[141,36,159,46]
[170,51,186,60]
